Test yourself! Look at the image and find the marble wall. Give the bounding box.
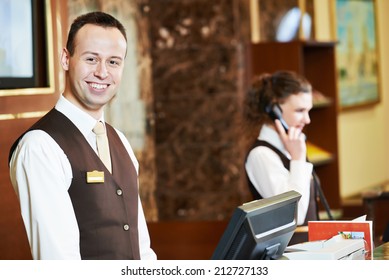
[148,0,252,220]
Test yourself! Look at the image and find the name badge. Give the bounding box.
[86,170,105,183]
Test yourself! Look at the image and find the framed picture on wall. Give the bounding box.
[0,0,54,96]
[335,0,380,110]
[0,0,35,89]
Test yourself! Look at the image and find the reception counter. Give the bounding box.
[148,220,389,260]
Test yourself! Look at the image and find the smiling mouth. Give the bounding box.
[88,82,108,90]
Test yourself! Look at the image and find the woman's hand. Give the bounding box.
[274,119,306,161]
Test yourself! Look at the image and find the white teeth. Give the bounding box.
[90,83,107,90]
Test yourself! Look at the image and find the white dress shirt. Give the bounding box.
[9,95,157,260]
[245,124,313,225]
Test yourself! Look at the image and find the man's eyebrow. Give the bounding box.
[81,51,98,56]
[81,51,124,60]
[110,56,124,61]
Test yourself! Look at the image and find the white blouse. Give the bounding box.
[245,125,313,225]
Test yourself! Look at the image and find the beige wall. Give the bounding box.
[338,0,389,198]
[316,0,389,198]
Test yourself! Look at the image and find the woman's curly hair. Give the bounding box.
[243,70,312,127]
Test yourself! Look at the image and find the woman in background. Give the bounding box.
[244,70,318,226]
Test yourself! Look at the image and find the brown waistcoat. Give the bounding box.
[10,109,140,259]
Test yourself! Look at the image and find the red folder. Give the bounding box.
[308,220,373,254]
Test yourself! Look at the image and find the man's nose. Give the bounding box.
[95,62,108,79]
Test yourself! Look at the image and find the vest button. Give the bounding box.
[123,224,130,231]
[116,189,123,196]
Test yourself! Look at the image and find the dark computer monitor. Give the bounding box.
[212,190,301,260]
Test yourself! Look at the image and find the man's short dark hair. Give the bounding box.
[66,11,127,56]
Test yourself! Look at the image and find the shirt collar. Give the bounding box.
[258,124,289,157]
[55,95,105,137]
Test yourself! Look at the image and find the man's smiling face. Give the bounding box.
[61,23,127,119]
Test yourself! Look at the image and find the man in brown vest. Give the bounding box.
[9,12,156,260]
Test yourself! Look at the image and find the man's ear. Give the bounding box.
[60,48,70,71]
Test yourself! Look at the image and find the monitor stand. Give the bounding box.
[260,243,281,260]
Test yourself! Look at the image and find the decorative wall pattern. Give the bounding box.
[148,0,252,220]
